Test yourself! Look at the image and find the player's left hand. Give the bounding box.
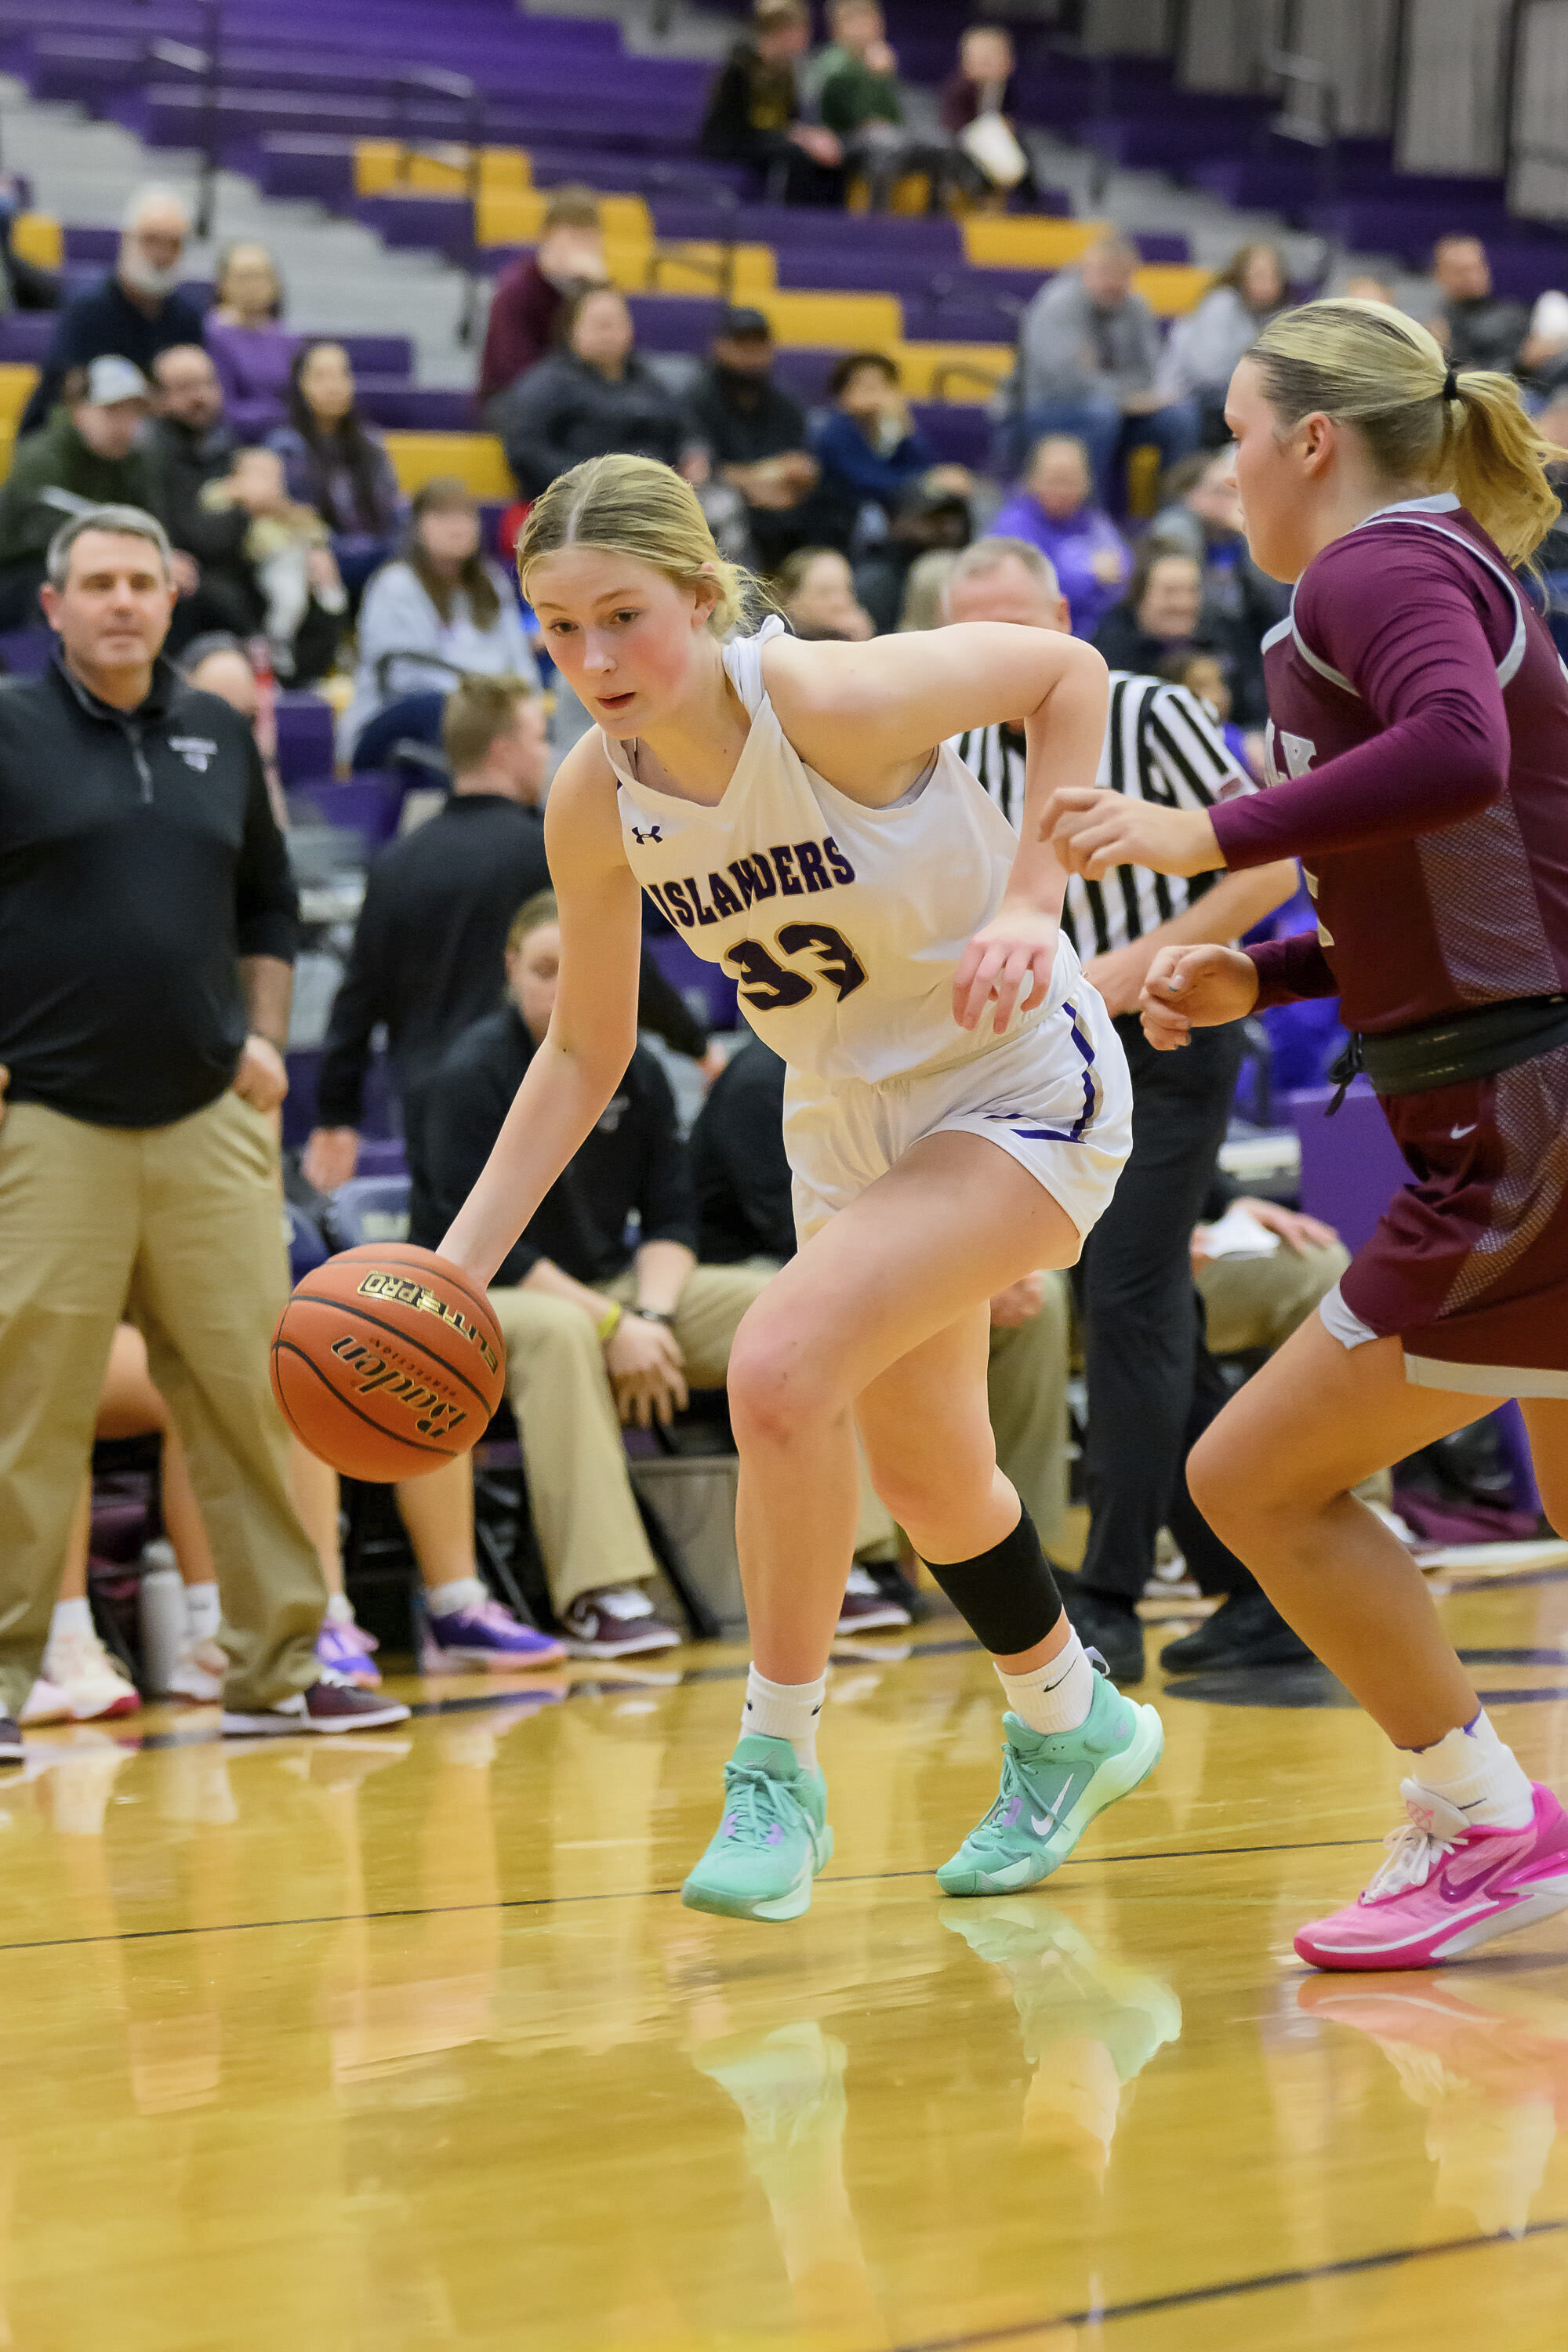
[232,1034,289,1112]
[1044,788,1221,881]
[953,906,1058,1036]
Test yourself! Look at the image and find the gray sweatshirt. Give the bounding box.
[1017,268,1165,409]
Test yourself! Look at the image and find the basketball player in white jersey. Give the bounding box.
[440,453,1162,1923]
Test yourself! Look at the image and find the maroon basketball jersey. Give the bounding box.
[1211,494,1568,1033]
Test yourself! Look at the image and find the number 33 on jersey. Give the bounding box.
[601,619,1085,1087]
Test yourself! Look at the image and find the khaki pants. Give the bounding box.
[0,1091,327,1719]
[488,1261,776,1615]
[1196,1240,1352,1358]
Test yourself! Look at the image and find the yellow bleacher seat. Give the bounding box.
[895,343,1011,401]
[1134,263,1210,318]
[356,143,529,198]
[11,213,62,270]
[477,187,649,250]
[962,218,1102,271]
[757,290,902,350]
[0,364,38,432]
[384,431,512,500]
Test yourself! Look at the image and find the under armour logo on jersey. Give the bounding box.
[630,824,663,845]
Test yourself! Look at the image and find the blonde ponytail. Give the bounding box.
[1247,296,1560,568]
[516,452,771,636]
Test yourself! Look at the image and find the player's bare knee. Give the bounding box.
[726,1323,829,1450]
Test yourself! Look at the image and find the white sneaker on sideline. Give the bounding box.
[42,1623,140,1721]
[20,1678,73,1726]
[164,1638,227,1704]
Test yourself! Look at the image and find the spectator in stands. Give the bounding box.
[813,0,956,214]
[1341,272,1396,307]
[20,184,205,436]
[688,306,839,569]
[854,474,973,634]
[774,544,873,638]
[1148,448,1283,707]
[180,630,286,824]
[1157,645,1259,780]
[147,344,345,677]
[205,242,299,441]
[939,23,1035,207]
[414,891,776,1661]
[342,477,539,768]
[691,1033,1076,1559]
[1014,232,1200,506]
[700,0,843,205]
[0,504,405,1752]
[811,350,937,539]
[268,339,401,599]
[477,187,607,413]
[942,536,1301,1676]
[1162,241,1290,445]
[897,546,960,630]
[1092,541,1263,722]
[989,432,1131,638]
[495,286,695,500]
[0,178,60,312]
[0,358,162,629]
[1426,234,1528,375]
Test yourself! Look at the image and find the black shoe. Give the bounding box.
[1160,1589,1314,1673]
[1056,1575,1145,1683]
[0,1715,23,1762]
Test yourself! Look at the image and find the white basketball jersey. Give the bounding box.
[604,619,1083,1086]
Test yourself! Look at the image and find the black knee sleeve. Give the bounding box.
[924,1507,1064,1657]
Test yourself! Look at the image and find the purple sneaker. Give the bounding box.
[423,1595,567,1673]
[314,1617,383,1688]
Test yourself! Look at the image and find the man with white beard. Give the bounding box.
[19,186,205,435]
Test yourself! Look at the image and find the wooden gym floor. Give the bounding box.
[4,1570,1568,2352]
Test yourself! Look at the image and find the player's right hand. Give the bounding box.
[1139,944,1258,1050]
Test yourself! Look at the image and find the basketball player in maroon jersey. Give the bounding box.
[1044,296,1568,1970]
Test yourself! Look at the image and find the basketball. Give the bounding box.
[270,1244,506,1482]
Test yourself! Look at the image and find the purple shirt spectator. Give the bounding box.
[989,474,1130,639]
[205,319,299,441]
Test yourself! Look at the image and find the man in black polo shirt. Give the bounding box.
[0,503,406,1759]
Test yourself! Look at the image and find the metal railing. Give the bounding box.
[143,0,222,237]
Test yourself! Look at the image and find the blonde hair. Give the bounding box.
[506,888,560,956]
[1247,296,1560,568]
[516,452,760,638]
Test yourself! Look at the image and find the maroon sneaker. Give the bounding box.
[0,1715,23,1763]
[836,1566,913,1635]
[560,1584,682,1660]
[221,1670,411,1737]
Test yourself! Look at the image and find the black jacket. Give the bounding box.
[699,40,801,165]
[19,274,209,436]
[0,654,297,1127]
[144,412,248,568]
[314,793,708,1142]
[690,1036,794,1263]
[495,352,691,497]
[416,1007,699,1288]
[687,362,811,472]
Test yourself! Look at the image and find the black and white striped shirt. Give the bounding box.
[953,671,1250,958]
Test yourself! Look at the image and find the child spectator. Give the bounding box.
[813,0,956,214]
[940,23,1033,205]
[205,242,298,439]
[477,187,608,412]
[989,433,1131,637]
[343,477,539,768]
[774,545,874,639]
[699,0,843,205]
[198,446,347,684]
[811,350,938,539]
[268,339,401,599]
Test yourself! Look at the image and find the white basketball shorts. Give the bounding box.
[785,989,1132,1251]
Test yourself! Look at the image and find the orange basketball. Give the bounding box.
[270,1243,506,1482]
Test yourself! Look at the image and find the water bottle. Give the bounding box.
[137,1541,187,1697]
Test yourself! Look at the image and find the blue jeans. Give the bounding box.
[1010,396,1202,510]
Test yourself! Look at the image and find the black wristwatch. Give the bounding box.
[632,1307,677,1326]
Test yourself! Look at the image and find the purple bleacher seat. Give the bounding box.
[768,348,838,402]
[354,194,476,261]
[0,626,53,677]
[274,692,335,787]
[1284,1080,1406,1254]
[626,295,724,354]
[283,1046,400,1149]
[648,930,738,1031]
[62,224,120,266]
[0,314,56,361]
[353,380,474,432]
[909,399,990,466]
[253,135,358,205]
[289,771,404,847]
[354,1137,409,1179]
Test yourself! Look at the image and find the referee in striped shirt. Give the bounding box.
[946,537,1306,1679]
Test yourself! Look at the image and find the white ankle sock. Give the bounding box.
[50,1596,93,1642]
[741,1667,826,1771]
[996,1628,1095,1736]
[184,1583,221,1642]
[426,1577,487,1617]
[325,1592,358,1628]
[1406,1708,1534,1829]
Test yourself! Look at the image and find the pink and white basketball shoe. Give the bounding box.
[1295,1780,1568,1971]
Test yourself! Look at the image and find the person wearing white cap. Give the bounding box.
[0,357,162,626]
